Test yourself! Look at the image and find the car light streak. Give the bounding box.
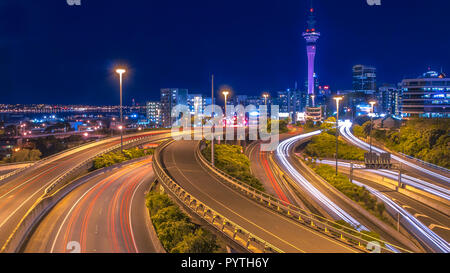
[276,131,368,231]
[318,160,450,201]
[352,180,450,253]
[340,121,450,184]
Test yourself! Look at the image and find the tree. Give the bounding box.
[7,149,42,163]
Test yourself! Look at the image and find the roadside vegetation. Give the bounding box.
[2,148,42,163]
[306,160,390,224]
[353,118,449,168]
[93,147,154,169]
[202,143,265,191]
[304,119,366,161]
[267,118,289,134]
[146,191,221,253]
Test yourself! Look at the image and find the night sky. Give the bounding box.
[0,0,449,105]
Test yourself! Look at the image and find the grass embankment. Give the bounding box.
[202,143,265,191]
[93,147,154,170]
[306,160,390,225]
[146,191,221,253]
[304,130,366,161]
[353,118,450,168]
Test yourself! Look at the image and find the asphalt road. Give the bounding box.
[161,140,361,253]
[0,130,170,250]
[323,162,450,247]
[23,157,156,253]
[274,132,420,252]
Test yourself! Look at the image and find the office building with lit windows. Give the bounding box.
[401,70,449,118]
[146,101,161,127]
[352,64,377,94]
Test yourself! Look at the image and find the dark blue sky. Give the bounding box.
[1,0,449,105]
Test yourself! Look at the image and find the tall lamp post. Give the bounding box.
[116,68,126,153]
[333,97,343,175]
[369,101,376,153]
[222,90,229,126]
[211,74,215,166]
[263,93,269,105]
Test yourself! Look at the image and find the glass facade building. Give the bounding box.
[401,71,449,118]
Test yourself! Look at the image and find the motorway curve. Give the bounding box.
[0,130,170,250]
[161,140,362,253]
[23,157,156,253]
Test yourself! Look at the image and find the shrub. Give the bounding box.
[304,131,365,161]
[6,149,42,163]
[146,191,220,253]
[93,147,153,169]
[310,163,388,222]
[202,143,264,191]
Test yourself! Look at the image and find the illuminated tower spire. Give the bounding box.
[302,0,320,98]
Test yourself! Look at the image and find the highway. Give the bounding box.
[276,131,367,230]
[160,140,362,253]
[23,157,156,253]
[316,159,449,253]
[274,131,425,252]
[340,121,450,186]
[0,130,170,250]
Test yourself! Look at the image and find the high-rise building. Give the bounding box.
[352,65,377,94]
[378,85,401,116]
[187,94,203,115]
[401,70,450,118]
[160,88,188,127]
[146,101,161,127]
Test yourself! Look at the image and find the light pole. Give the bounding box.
[263,93,269,105]
[116,68,126,153]
[211,74,215,166]
[222,90,229,126]
[369,101,376,153]
[334,96,343,175]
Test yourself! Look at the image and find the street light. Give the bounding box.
[333,96,343,175]
[116,68,126,153]
[263,93,269,105]
[222,90,229,126]
[369,100,377,153]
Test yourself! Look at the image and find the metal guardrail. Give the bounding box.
[196,141,413,253]
[0,130,170,183]
[400,153,450,174]
[152,140,284,253]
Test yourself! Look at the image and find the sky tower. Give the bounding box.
[303,0,322,121]
[302,0,320,103]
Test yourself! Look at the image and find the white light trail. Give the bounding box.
[340,121,450,184]
[276,131,368,231]
[319,160,450,201]
[352,180,450,253]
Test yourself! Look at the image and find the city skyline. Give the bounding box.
[1,0,449,106]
